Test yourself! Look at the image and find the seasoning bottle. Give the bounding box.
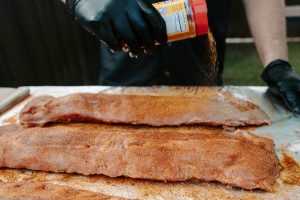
[153,0,208,43]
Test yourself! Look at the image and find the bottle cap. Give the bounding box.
[190,0,209,36]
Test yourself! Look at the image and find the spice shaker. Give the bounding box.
[153,0,208,43]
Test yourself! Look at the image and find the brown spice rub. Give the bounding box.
[19,91,270,127]
[0,169,264,199]
[0,181,124,200]
[3,116,17,125]
[0,123,280,191]
[280,153,300,185]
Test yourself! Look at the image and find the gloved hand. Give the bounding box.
[262,59,300,115]
[67,0,167,56]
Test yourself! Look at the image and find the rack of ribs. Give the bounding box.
[19,92,271,127]
[0,123,280,191]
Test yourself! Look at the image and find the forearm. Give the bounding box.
[60,0,66,3]
[242,0,288,67]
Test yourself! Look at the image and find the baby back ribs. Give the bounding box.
[0,124,280,191]
[19,91,270,127]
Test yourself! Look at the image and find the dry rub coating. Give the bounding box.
[0,124,280,191]
[19,92,270,127]
[0,182,123,200]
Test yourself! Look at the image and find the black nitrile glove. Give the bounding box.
[262,59,300,115]
[67,0,167,56]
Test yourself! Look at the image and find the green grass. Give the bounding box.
[223,42,300,85]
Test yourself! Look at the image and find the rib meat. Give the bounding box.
[0,124,280,191]
[0,182,123,200]
[19,91,270,127]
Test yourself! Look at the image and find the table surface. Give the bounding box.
[0,87,15,102]
[0,86,299,199]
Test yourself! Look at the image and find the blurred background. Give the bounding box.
[0,0,299,87]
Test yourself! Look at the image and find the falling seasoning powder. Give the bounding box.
[153,0,219,86]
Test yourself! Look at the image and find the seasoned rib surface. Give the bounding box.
[19,91,270,127]
[0,124,280,191]
[0,182,123,200]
